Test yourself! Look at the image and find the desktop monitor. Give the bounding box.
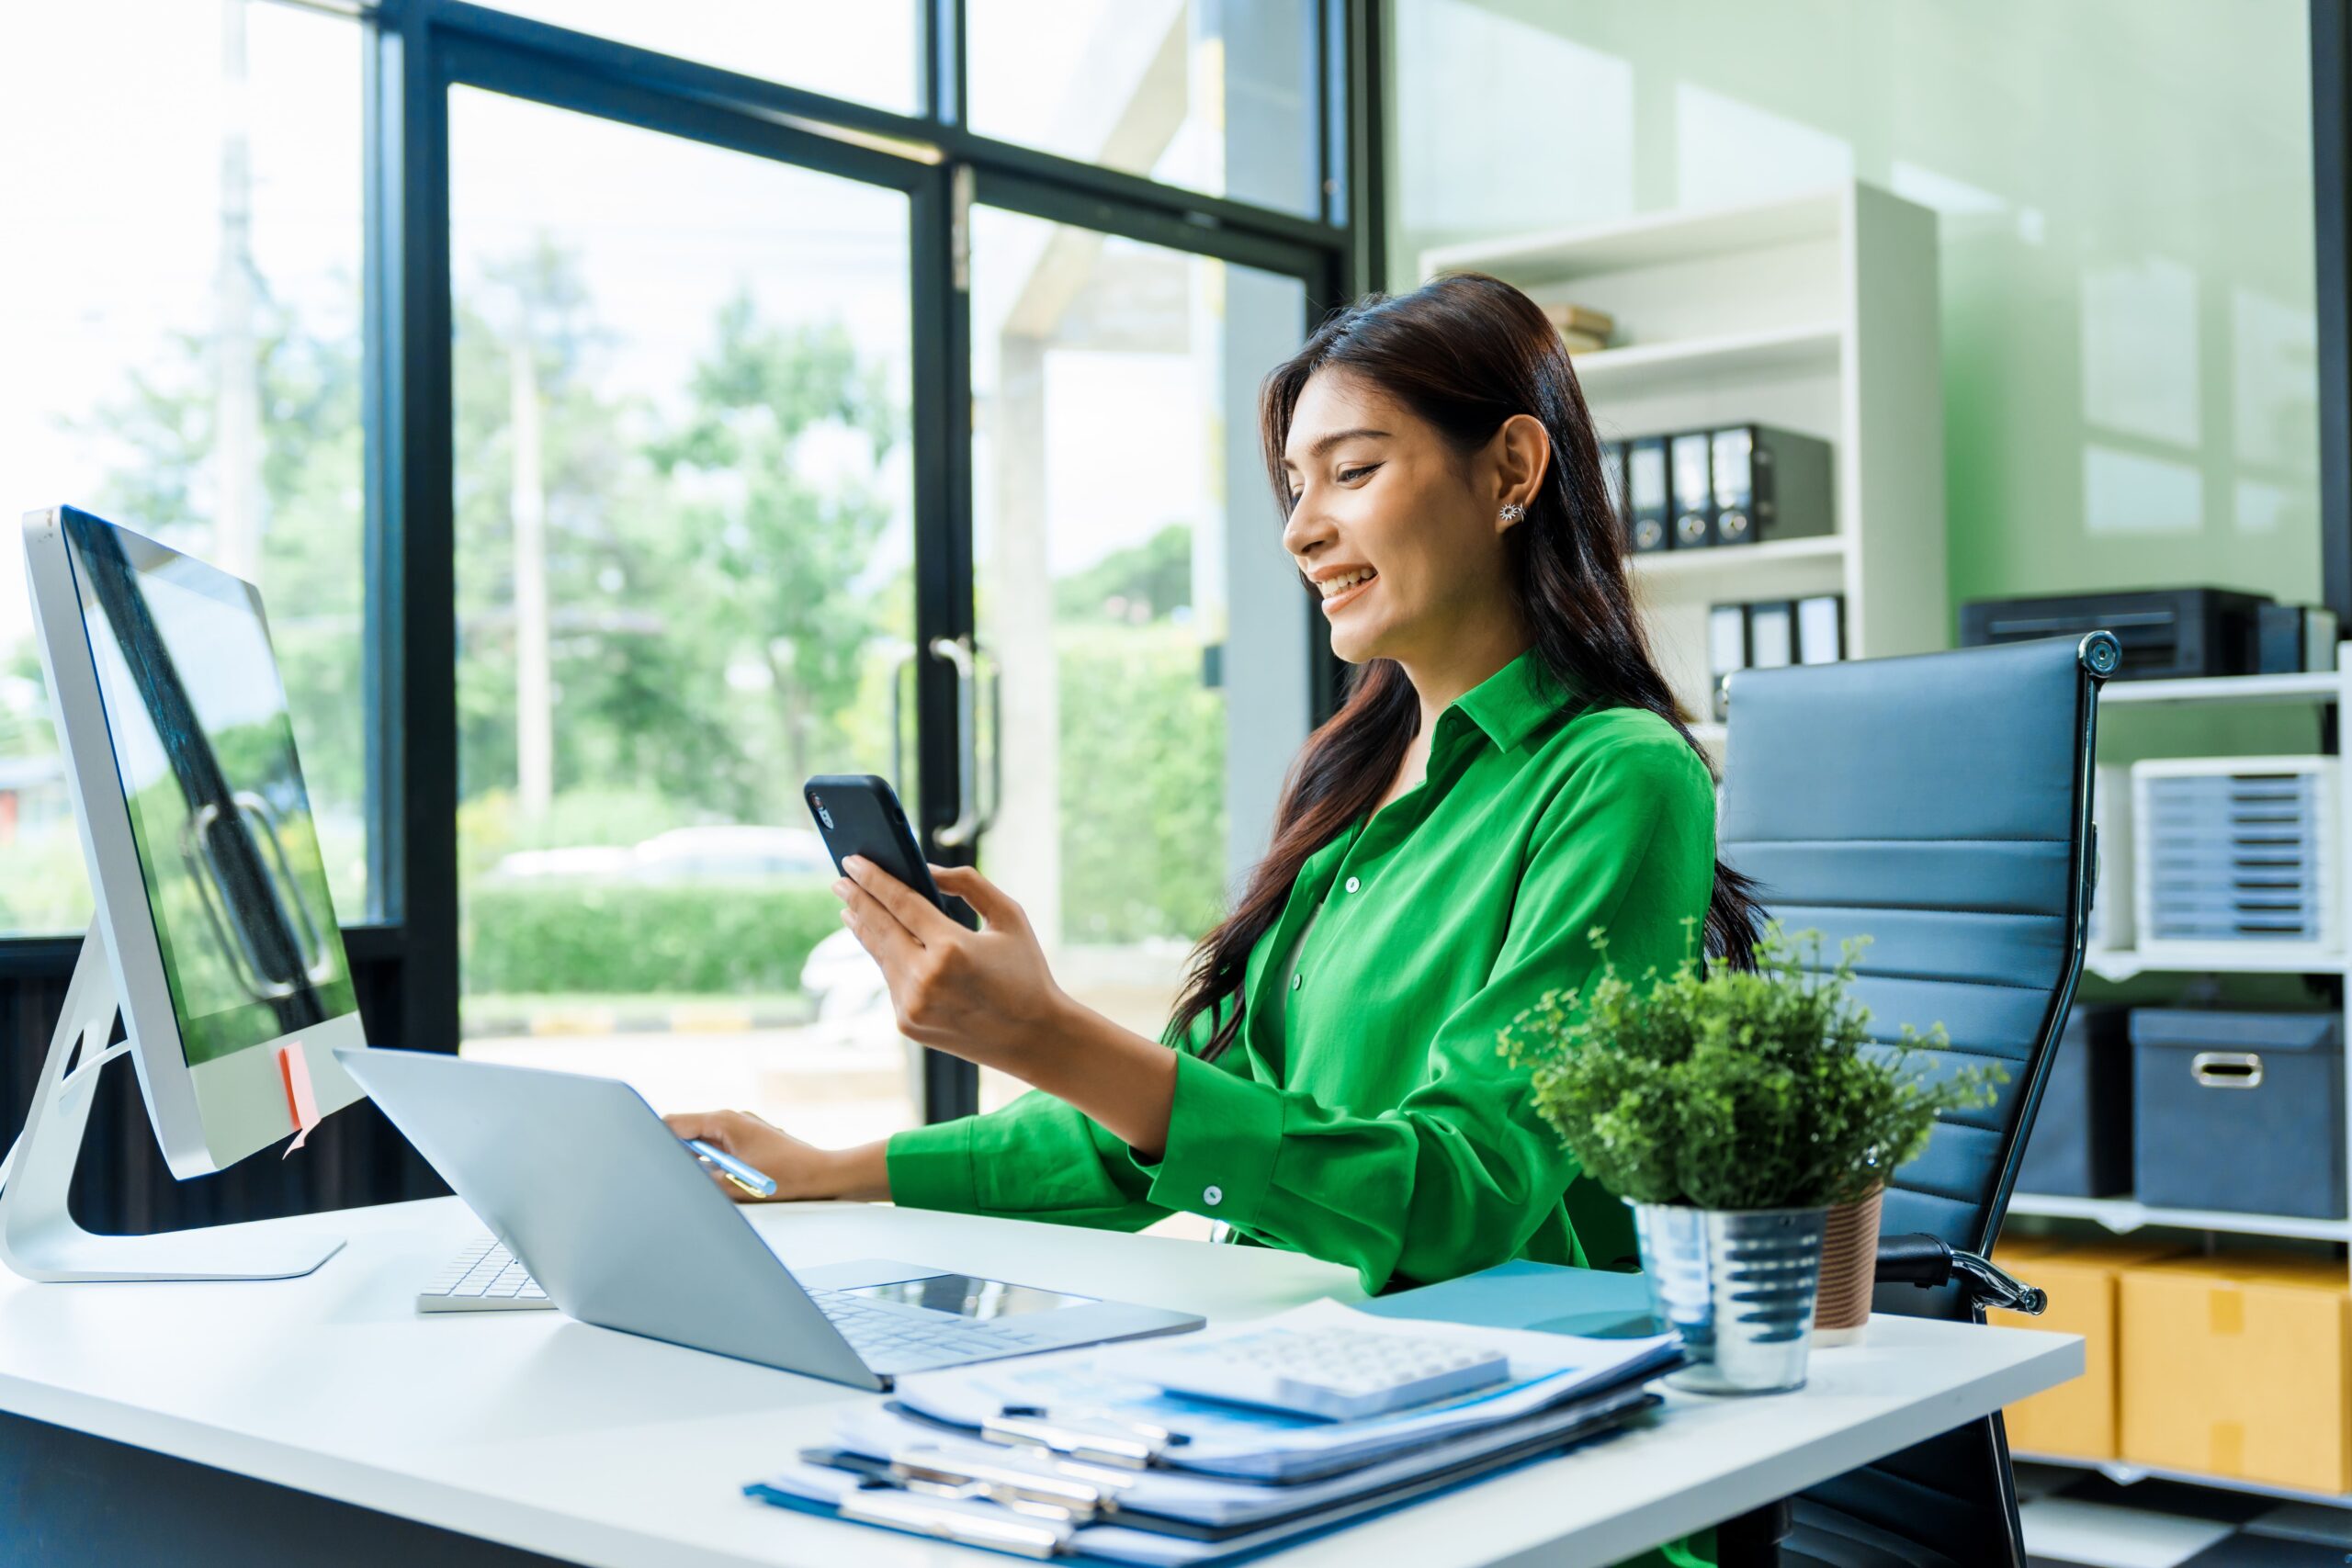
[21,505,368,1181]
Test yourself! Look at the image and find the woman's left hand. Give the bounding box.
[833,858,1069,1075]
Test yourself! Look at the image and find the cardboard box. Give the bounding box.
[2118,1251,2352,1494]
[1990,1238,2182,1460]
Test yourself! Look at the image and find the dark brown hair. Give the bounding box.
[1170,271,1764,1061]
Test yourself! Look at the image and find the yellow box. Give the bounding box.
[2117,1251,2352,1495]
[1989,1237,2181,1460]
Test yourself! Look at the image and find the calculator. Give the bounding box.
[1117,1325,1512,1421]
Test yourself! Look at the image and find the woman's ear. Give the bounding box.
[1490,412,1551,532]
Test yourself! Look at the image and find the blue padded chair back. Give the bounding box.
[1719,635,2110,1321]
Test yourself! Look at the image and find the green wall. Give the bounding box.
[1386,0,2324,623]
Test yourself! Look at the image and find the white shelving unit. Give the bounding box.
[2011,655,2352,1508]
[1419,184,1948,746]
[2041,651,2352,1257]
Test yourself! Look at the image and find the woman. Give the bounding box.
[671,272,1762,1294]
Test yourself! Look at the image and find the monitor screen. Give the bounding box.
[62,512,356,1066]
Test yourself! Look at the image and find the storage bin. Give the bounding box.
[2131,1010,2345,1220]
[2014,1006,2132,1198]
[2119,1251,2352,1494]
[1990,1238,2184,1461]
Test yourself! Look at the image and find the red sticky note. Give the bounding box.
[280,1043,321,1157]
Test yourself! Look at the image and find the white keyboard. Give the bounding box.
[1116,1325,1511,1421]
[415,1237,551,1312]
[415,1242,1046,1372]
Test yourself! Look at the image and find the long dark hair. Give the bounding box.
[1171,272,1765,1061]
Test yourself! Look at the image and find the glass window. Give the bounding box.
[447,88,923,1150]
[967,0,1323,219]
[965,207,1311,1118]
[0,0,369,933]
[476,1,922,118]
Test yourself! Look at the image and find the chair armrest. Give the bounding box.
[1873,1233,2048,1316]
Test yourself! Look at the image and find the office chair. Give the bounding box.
[1713,632,2117,1568]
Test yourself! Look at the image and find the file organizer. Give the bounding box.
[2132,757,2340,964]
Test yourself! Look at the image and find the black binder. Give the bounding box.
[1795,593,1846,664]
[1707,603,1747,719]
[1670,432,1715,548]
[1626,436,1670,553]
[1748,600,1796,670]
[1598,439,1630,549]
[1709,423,1833,545]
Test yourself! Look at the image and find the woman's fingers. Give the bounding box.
[842,856,958,942]
[930,864,1029,935]
[837,875,925,968]
[662,1110,729,1147]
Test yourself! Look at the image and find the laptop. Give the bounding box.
[334,1047,1202,1390]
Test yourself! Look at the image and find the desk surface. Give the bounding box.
[0,1197,2078,1568]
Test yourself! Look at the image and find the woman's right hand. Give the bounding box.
[661,1110,889,1203]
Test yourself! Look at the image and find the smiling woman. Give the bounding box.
[673,272,1764,1298]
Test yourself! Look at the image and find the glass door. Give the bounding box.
[446,86,927,1148]
[964,207,1314,1114]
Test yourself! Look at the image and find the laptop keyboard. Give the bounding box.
[807,1288,1046,1371]
[417,1240,1046,1371]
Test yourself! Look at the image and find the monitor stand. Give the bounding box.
[0,923,344,1282]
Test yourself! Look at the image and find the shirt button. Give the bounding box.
[1290,973,1302,990]
[1204,1185,1224,1208]
[1344,876,1361,893]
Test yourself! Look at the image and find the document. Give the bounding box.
[888,1298,1679,1482]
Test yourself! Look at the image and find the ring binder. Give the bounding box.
[985,1411,1176,1469]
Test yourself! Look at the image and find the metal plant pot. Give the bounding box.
[1631,1201,1828,1394]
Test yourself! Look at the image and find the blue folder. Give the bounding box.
[1359,1260,1664,1339]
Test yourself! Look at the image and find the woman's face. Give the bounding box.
[1279,370,1539,669]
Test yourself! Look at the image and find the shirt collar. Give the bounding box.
[1448,649,1577,753]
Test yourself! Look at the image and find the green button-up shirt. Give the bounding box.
[885,649,1718,1294]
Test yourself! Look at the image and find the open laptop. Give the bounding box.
[335,1047,1202,1390]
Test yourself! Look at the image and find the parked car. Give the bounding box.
[489,825,831,884]
[800,926,888,1020]
[629,825,831,880]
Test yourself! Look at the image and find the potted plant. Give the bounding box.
[1500,923,2000,1393]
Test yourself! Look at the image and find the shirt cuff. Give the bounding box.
[886,1119,979,1213]
[1131,1050,1285,1229]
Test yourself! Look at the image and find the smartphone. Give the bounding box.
[803,774,976,927]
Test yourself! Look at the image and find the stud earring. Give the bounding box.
[1498,502,1527,525]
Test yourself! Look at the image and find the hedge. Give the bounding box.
[464,875,841,996]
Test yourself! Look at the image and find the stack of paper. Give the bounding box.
[747,1299,1680,1562]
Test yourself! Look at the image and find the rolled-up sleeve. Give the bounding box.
[1127,737,1716,1293]
[884,1001,1234,1232]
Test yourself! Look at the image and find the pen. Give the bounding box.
[687,1137,777,1198]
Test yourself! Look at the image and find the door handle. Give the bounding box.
[931,635,980,847]
[885,639,918,803]
[974,637,1002,839]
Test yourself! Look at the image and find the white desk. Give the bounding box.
[0,1197,2079,1568]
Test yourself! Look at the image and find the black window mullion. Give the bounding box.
[911,157,979,1124]
[929,0,967,128]
[391,13,461,1057]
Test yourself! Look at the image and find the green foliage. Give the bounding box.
[69,286,369,921]
[1501,924,2003,1211]
[1054,620,1227,943]
[463,876,841,997]
[1055,524,1195,624]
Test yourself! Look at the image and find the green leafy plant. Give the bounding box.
[1501,923,2003,1211]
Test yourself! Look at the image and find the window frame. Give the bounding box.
[353,0,1383,1124]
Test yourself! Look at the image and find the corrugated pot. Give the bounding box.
[1630,1201,1827,1394]
[1813,1185,1884,1346]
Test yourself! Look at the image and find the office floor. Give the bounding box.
[2019,1465,2352,1566]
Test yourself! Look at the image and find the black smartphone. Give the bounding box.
[803,774,976,928]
